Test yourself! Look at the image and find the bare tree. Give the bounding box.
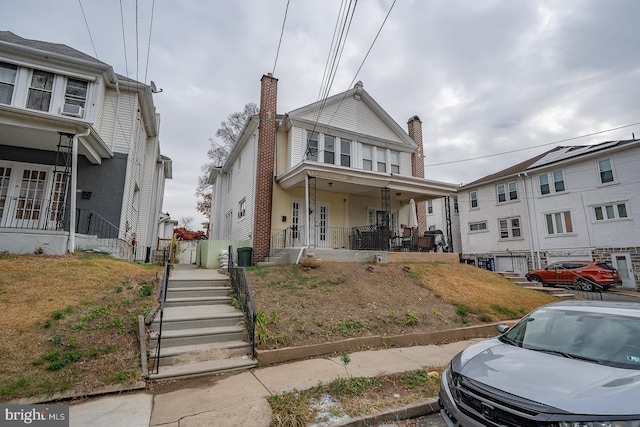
[196,103,259,223]
[180,217,194,229]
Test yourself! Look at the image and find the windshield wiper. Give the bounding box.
[528,347,603,364]
[498,335,521,347]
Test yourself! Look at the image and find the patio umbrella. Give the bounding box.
[408,199,418,230]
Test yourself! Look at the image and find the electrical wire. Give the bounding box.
[425,121,640,167]
[272,0,291,76]
[144,0,156,84]
[120,0,131,78]
[78,0,98,59]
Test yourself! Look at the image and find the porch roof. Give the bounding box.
[0,106,112,164]
[275,161,458,203]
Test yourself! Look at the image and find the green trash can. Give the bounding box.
[237,247,253,267]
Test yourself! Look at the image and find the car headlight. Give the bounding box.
[555,421,640,427]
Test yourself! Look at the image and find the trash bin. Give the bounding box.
[237,247,253,267]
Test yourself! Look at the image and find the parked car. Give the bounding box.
[439,301,640,427]
[525,260,622,291]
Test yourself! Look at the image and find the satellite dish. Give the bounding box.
[150,80,163,93]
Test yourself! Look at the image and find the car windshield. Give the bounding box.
[500,308,640,369]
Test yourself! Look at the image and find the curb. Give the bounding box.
[335,398,440,426]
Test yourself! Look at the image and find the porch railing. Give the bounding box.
[351,225,391,251]
[270,225,352,250]
[0,196,65,230]
[228,245,256,358]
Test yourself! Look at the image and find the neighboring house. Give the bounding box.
[457,139,639,290]
[425,195,461,253]
[209,73,459,263]
[0,32,172,260]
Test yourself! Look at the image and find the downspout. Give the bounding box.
[111,79,121,151]
[68,127,91,253]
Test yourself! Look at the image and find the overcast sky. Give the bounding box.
[3,0,640,230]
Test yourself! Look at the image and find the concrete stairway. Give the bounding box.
[148,267,257,381]
[498,271,577,300]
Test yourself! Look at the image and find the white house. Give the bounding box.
[208,74,459,264]
[457,139,639,289]
[0,31,172,260]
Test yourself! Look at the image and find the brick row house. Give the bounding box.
[208,74,459,263]
[456,139,640,290]
[0,32,172,260]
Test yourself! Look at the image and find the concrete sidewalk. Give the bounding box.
[69,338,482,427]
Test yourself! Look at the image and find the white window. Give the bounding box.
[427,200,433,214]
[27,70,55,112]
[238,198,246,219]
[390,151,400,174]
[545,211,573,235]
[469,221,487,232]
[64,78,88,114]
[340,139,351,167]
[454,197,459,214]
[539,170,565,195]
[594,203,628,221]
[362,145,373,171]
[324,135,335,164]
[376,148,386,172]
[0,62,17,105]
[307,132,318,161]
[470,191,478,209]
[598,158,614,184]
[224,210,233,239]
[497,181,518,203]
[498,217,521,239]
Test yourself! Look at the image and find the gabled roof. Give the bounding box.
[459,138,640,191]
[285,82,417,150]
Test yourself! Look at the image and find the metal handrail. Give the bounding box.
[152,238,174,374]
[228,245,257,358]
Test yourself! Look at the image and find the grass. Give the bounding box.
[0,252,161,401]
[268,366,445,426]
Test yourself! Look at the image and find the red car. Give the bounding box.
[525,261,622,291]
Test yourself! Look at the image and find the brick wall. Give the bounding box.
[407,116,427,234]
[252,74,278,263]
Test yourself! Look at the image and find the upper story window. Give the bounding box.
[238,198,246,219]
[469,221,487,232]
[390,151,400,174]
[454,197,459,214]
[362,145,373,171]
[594,203,628,221]
[499,217,521,239]
[0,62,17,105]
[427,200,433,214]
[324,135,335,164]
[470,191,478,209]
[545,211,573,235]
[306,132,319,161]
[340,139,351,167]
[27,70,55,112]
[598,158,614,184]
[376,148,386,172]
[497,181,518,203]
[539,170,566,195]
[64,78,88,113]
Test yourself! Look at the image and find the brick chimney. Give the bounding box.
[252,73,278,263]
[407,115,427,234]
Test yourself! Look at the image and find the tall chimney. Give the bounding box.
[252,73,278,263]
[407,115,427,234]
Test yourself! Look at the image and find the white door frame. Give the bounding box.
[612,252,636,289]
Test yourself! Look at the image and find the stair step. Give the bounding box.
[148,356,257,381]
[166,287,231,298]
[151,314,244,331]
[150,341,251,367]
[164,296,232,307]
[150,325,247,347]
[167,279,230,288]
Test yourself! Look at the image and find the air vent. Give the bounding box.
[61,103,83,117]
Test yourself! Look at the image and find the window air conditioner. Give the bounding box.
[62,103,84,117]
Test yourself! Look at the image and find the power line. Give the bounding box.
[425,121,640,167]
[144,0,156,84]
[119,0,131,78]
[78,0,98,59]
[272,0,291,75]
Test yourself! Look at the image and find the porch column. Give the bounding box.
[67,128,90,253]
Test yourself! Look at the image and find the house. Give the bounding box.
[0,32,172,260]
[457,139,639,290]
[425,195,461,253]
[208,73,459,264]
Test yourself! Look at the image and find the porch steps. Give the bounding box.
[498,271,577,300]
[149,270,256,381]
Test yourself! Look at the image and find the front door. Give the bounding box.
[612,253,636,289]
[0,164,53,229]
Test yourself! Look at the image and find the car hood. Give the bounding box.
[456,339,640,415]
